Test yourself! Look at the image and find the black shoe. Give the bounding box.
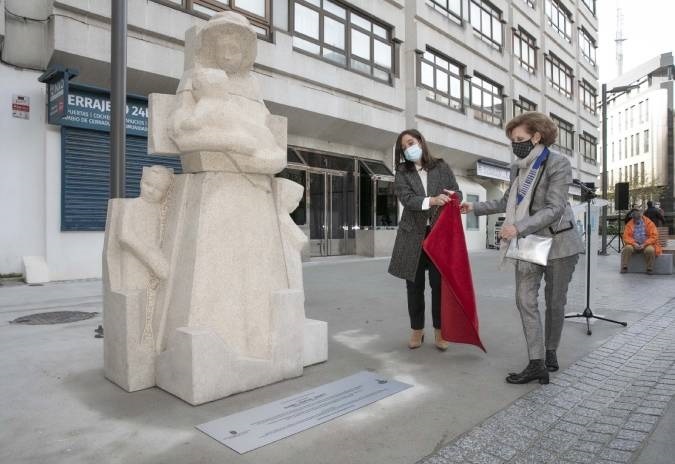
[545,350,558,372]
[506,359,549,385]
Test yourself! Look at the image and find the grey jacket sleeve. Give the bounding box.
[472,183,510,217]
[514,156,572,237]
[394,170,426,211]
[443,162,463,202]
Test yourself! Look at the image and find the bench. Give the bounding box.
[625,253,673,275]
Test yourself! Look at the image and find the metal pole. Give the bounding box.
[110,0,127,199]
[600,83,608,255]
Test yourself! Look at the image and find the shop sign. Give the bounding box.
[47,78,67,122]
[12,95,30,119]
[55,85,148,136]
[476,161,510,182]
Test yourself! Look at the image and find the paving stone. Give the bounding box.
[511,446,557,464]
[571,440,603,454]
[597,448,634,462]
[437,445,465,463]
[560,449,595,464]
[481,441,517,461]
[464,450,504,464]
[615,429,648,441]
[634,406,665,416]
[608,438,642,452]
[628,413,659,424]
[587,422,620,434]
[595,415,625,426]
[554,421,587,435]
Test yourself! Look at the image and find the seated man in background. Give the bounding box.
[621,209,662,274]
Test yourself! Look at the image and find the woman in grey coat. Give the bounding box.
[388,129,461,351]
[461,112,582,385]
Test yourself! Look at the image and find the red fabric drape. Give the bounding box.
[423,195,486,352]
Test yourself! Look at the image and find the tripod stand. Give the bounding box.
[606,213,624,253]
[565,184,627,335]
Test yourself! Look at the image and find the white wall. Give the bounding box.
[43,126,104,280]
[0,65,46,274]
[456,176,487,251]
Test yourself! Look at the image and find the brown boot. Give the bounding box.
[434,329,450,351]
[408,329,424,349]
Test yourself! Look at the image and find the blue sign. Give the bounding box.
[57,84,148,136]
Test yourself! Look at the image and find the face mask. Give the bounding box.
[511,139,535,159]
[404,144,423,162]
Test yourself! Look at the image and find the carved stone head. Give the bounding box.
[196,11,257,74]
[140,165,174,203]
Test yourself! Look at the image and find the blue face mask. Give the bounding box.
[404,144,423,162]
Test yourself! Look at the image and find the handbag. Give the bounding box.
[505,215,566,266]
[506,234,552,266]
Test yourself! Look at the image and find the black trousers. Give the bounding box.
[406,247,441,330]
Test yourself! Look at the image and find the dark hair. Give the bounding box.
[505,111,558,146]
[394,129,440,172]
[647,201,654,208]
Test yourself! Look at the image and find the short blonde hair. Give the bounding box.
[505,111,558,146]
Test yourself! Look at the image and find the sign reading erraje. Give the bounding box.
[52,84,148,136]
[40,67,148,137]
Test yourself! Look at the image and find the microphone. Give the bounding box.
[572,179,596,193]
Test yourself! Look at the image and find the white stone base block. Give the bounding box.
[103,290,156,392]
[304,319,328,367]
[155,290,321,405]
[22,256,49,284]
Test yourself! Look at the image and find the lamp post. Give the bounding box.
[111,0,128,199]
[600,83,640,255]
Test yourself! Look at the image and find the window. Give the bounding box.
[551,114,574,155]
[636,132,640,155]
[630,105,635,128]
[545,53,573,98]
[618,111,622,131]
[640,162,645,184]
[619,168,622,182]
[580,80,597,114]
[470,74,504,126]
[639,101,645,123]
[469,0,504,50]
[466,194,480,230]
[633,163,638,183]
[611,142,615,161]
[513,95,536,117]
[579,132,597,164]
[163,0,271,36]
[522,0,535,8]
[624,137,628,157]
[630,135,634,156]
[618,139,622,159]
[610,170,614,186]
[513,27,537,73]
[418,48,464,111]
[426,0,462,24]
[291,0,394,83]
[609,115,613,134]
[578,28,597,66]
[545,0,572,42]
[644,129,649,152]
[582,0,596,15]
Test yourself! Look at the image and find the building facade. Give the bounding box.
[0,0,599,280]
[601,53,674,231]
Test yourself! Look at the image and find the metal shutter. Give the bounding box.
[61,127,181,231]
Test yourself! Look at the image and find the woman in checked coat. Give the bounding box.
[388,129,462,351]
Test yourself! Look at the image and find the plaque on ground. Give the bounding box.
[196,371,412,453]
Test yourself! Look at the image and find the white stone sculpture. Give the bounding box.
[103,11,327,405]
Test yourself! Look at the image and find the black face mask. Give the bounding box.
[511,139,535,159]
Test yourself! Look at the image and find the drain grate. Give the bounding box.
[11,311,98,325]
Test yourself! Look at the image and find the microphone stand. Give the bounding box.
[565,182,627,335]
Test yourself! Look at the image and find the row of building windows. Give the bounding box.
[611,162,646,187]
[609,99,650,133]
[154,0,597,88]
[611,130,650,161]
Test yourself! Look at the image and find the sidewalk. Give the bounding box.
[0,250,673,464]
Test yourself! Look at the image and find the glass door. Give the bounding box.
[308,171,350,256]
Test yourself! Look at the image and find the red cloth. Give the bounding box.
[423,195,485,352]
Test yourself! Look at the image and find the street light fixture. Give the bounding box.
[600,83,640,255]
